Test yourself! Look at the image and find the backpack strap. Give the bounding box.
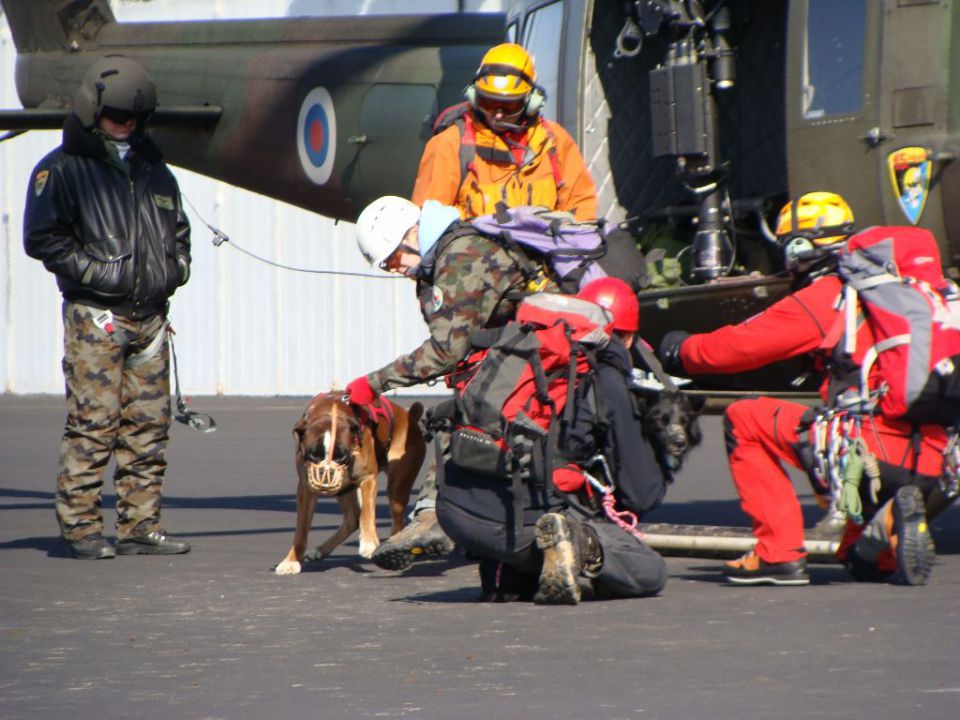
[539,119,565,190]
[632,340,679,393]
[456,114,475,202]
[453,114,565,204]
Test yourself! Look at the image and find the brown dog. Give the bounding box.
[274,392,426,575]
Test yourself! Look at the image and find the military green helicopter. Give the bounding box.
[2,0,957,399]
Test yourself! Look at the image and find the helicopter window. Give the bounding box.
[802,0,866,119]
[521,1,564,120]
[506,21,519,44]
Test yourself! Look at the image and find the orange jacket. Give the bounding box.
[411,114,598,221]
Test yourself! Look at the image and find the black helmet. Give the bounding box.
[73,55,157,129]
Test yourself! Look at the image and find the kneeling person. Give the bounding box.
[436,279,668,604]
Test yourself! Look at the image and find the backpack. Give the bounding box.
[466,204,609,294]
[440,293,611,493]
[835,226,960,426]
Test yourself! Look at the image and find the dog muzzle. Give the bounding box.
[303,459,349,496]
[301,401,354,495]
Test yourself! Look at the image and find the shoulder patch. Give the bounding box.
[34,170,49,197]
[153,194,175,210]
[431,286,444,313]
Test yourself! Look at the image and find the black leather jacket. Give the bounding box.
[24,115,191,319]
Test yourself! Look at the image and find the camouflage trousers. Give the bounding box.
[56,302,172,542]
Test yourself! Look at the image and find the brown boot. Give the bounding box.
[533,514,602,605]
[370,510,454,571]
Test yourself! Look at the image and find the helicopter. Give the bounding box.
[2,0,957,399]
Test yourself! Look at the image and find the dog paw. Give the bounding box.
[358,538,380,559]
[274,559,303,575]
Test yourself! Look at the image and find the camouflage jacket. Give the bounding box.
[368,231,555,392]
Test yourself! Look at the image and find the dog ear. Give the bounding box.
[686,394,707,413]
[688,416,704,448]
[293,415,308,444]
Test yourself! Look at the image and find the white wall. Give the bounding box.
[0,0,503,395]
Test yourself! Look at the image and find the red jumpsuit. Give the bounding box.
[679,275,946,565]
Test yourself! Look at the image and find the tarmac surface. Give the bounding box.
[2,394,959,720]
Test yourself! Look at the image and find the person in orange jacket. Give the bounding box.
[411,42,598,222]
[658,192,943,586]
[366,43,601,571]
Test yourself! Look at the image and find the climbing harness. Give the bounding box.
[809,410,880,523]
[941,429,960,500]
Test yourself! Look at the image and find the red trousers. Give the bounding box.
[724,397,946,564]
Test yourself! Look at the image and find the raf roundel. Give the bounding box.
[297,87,337,185]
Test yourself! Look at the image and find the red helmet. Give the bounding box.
[577,277,639,332]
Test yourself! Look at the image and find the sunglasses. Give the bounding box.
[378,242,419,271]
[477,96,525,117]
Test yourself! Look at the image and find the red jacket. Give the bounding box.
[680,274,946,472]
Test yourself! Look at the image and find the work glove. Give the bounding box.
[552,464,587,493]
[658,330,690,377]
[344,375,377,405]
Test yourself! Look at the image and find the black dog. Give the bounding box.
[642,391,704,479]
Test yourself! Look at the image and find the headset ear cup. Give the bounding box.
[524,86,546,117]
[783,236,815,269]
[464,84,477,110]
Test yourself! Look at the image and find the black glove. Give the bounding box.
[658,330,690,377]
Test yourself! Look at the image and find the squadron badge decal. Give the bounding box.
[296,87,337,186]
[34,170,49,197]
[888,146,932,225]
[431,287,444,313]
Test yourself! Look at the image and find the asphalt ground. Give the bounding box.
[2,394,959,720]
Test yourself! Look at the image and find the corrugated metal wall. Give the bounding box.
[0,0,502,395]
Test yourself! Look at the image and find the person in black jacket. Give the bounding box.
[24,56,192,559]
[437,278,668,604]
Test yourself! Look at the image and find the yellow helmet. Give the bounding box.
[468,43,542,128]
[775,192,855,272]
[775,191,855,248]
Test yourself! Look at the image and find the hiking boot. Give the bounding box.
[476,559,539,603]
[534,513,600,605]
[891,485,935,586]
[67,533,116,559]
[806,503,847,541]
[843,545,895,583]
[370,510,454,571]
[116,530,191,556]
[723,551,810,586]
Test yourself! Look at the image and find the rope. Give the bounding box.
[182,193,401,280]
[839,438,866,524]
[584,470,646,542]
[169,328,217,433]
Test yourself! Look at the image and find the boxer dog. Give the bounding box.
[274,393,426,575]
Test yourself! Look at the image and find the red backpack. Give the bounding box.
[443,293,612,481]
[836,226,960,426]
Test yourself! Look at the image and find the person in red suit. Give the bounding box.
[658,192,943,586]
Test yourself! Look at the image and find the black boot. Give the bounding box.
[116,530,191,556]
[67,533,116,559]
